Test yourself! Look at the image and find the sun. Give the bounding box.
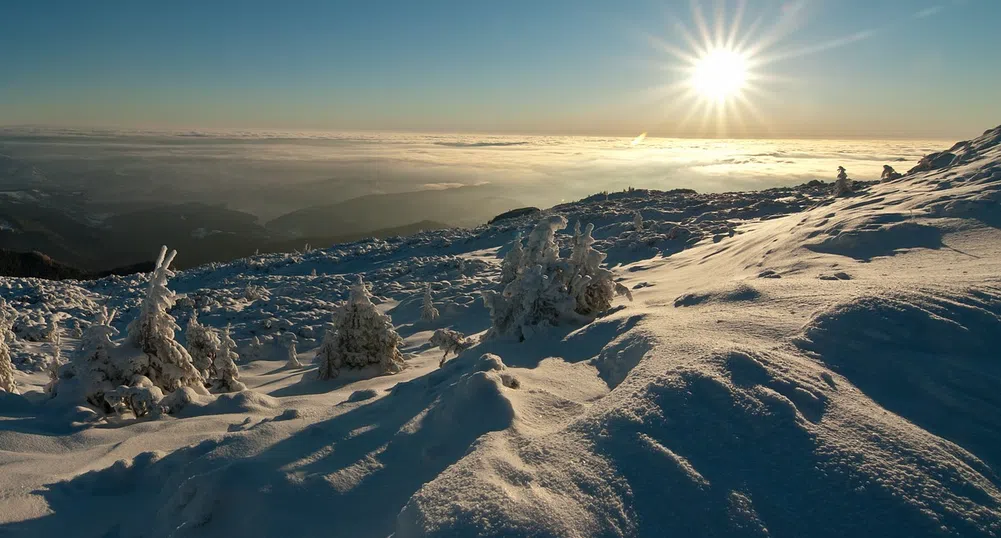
[691,48,748,102]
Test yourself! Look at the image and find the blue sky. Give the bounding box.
[1,0,998,138]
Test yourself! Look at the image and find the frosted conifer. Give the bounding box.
[0,301,16,394]
[185,312,220,380]
[126,246,205,393]
[633,211,644,231]
[211,325,246,392]
[316,276,405,380]
[421,283,439,322]
[833,166,853,197]
[80,307,122,408]
[285,332,301,368]
[500,233,525,287]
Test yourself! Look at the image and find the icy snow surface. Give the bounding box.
[2,127,1001,537]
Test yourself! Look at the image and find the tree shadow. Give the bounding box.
[6,356,517,538]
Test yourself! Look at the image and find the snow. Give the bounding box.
[2,126,1001,536]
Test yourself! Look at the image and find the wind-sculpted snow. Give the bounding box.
[3,128,1001,536]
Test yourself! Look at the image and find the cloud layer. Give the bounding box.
[0,127,947,219]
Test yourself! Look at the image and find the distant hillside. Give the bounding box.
[266,185,525,238]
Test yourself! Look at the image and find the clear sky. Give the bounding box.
[1,0,998,139]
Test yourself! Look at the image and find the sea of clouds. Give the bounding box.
[0,127,947,219]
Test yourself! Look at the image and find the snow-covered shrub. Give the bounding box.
[881,165,902,182]
[430,328,472,366]
[833,166,853,197]
[0,300,17,394]
[568,222,633,316]
[633,211,644,231]
[70,320,83,338]
[500,233,524,287]
[247,336,264,362]
[316,276,405,380]
[104,376,164,418]
[483,215,630,340]
[421,283,439,322]
[211,325,246,392]
[126,246,205,393]
[284,332,301,368]
[185,312,220,379]
[244,284,270,302]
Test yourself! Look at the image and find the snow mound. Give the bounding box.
[797,286,1001,469]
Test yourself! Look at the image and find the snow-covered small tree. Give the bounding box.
[316,276,405,380]
[569,222,632,316]
[284,332,301,368]
[70,320,83,338]
[833,166,853,197]
[79,307,122,409]
[523,215,565,268]
[211,325,246,392]
[247,335,263,362]
[420,283,439,322]
[430,328,472,366]
[126,246,205,393]
[500,233,525,287]
[633,211,644,231]
[0,304,16,394]
[881,165,902,182]
[49,320,62,363]
[185,312,221,379]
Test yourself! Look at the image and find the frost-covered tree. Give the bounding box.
[881,165,902,182]
[126,246,205,393]
[185,312,221,379]
[211,325,246,392]
[569,222,633,316]
[247,336,263,362]
[79,307,122,409]
[523,215,565,268]
[430,328,472,366]
[420,283,439,322]
[483,215,630,341]
[0,303,16,394]
[633,211,644,231]
[70,320,83,338]
[500,233,525,287]
[49,320,62,363]
[284,332,301,368]
[316,276,405,380]
[833,166,853,197]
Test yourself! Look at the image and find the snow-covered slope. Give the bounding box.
[1,127,1000,537]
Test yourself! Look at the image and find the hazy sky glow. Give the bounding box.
[2,0,998,138]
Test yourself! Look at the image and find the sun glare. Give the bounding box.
[691,48,747,102]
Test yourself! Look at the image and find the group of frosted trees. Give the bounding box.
[485,215,631,340]
[3,211,630,412]
[71,247,244,415]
